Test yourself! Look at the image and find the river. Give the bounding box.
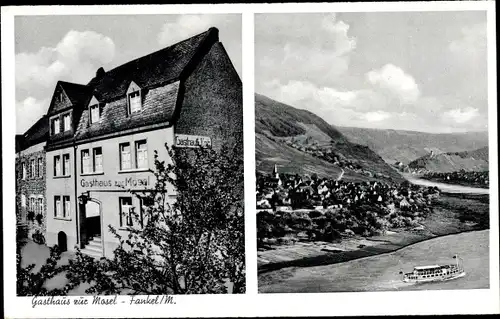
[259,174,490,293]
[259,230,489,293]
[403,174,489,195]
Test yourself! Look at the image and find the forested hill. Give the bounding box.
[408,146,489,173]
[337,126,488,165]
[255,94,404,183]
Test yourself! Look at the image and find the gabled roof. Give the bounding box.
[18,114,49,150]
[59,81,93,106]
[48,81,93,115]
[46,27,221,147]
[88,28,217,102]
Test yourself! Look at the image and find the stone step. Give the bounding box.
[83,244,103,254]
[88,236,102,243]
[81,247,103,259]
[81,248,102,259]
[86,241,102,250]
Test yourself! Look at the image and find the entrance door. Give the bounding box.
[85,200,101,239]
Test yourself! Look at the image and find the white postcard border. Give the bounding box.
[2,1,499,317]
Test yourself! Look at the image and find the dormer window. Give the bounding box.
[51,117,60,135]
[63,113,71,131]
[90,104,100,124]
[126,81,142,115]
[128,91,141,113]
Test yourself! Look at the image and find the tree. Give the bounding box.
[66,143,245,294]
[16,228,68,296]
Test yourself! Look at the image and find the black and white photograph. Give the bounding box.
[2,2,499,318]
[13,13,244,296]
[255,11,493,293]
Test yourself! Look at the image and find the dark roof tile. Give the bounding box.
[18,115,49,150]
[88,28,214,102]
[75,81,180,140]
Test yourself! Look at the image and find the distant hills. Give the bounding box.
[255,94,404,183]
[408,146,489,173]
[337,127,488,165]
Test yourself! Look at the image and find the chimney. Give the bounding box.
[96,67,105,80]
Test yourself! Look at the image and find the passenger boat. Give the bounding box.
[399,255,466,283]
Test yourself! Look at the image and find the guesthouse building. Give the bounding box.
[44,27,243,257]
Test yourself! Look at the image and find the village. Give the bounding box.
[256,165,441,243]
[266,133,393,181]
[422,170,489,188]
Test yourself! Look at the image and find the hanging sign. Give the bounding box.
[174,134,212,148]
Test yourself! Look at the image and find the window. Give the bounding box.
[52,117,60,135]
[93,147,103,172]
[37,158,43,177]
[30,197,35,212]
[135,140,148,169]
[81,150,91,174]
[54,155,61,177]
[30,159,35,178]
[21,194,26,208]
[128,91,141,113]
[90,104,100,124]
[63,154,70,176]
[138,197,150,228]
[119,197,133,227]
[120,143,131,170]
[22,162,26,180]
[63,196,70,218]
[63,113,71,131]
[37,198,43,215]
[54,196,61,217]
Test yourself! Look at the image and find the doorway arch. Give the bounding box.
[57,231,67,252]
[85,199,102,239]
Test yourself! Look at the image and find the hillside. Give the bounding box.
[337,126,488,165]
[255,94,404,183]
[408,146,489,173]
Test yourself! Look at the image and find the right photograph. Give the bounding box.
[255,12,490,293]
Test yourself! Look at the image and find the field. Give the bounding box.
[258,193,490,292]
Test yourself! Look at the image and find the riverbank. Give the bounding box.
[258,192,489,290]
[403,174,489,195]
[420,176,488,189]
[259,229,489,293]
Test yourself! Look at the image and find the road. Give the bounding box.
[337,168,344,181]
[403,174,489,195]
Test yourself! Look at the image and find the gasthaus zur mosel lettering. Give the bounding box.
[28,27,244,258]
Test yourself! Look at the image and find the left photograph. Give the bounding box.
[15,14,244,295]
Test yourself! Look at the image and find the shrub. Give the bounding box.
[27,211,35,222]
[32,230,45,245]
[35,213,43,225]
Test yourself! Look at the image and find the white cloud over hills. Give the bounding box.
[16,30,116,133]
[256,12,488,133]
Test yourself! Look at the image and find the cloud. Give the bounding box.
[16,30,116,133]
[442,107,480,124]
[16,97,49,134]
[256,13,357,89]
[360,111,392,122]
[157,15,215,46]
[366,64,420,104]
[449,23,487,62]
[156,14,242,77]
[16,30,115,92]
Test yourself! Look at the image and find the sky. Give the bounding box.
[15,14,242,134]
[255,11,488,133]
